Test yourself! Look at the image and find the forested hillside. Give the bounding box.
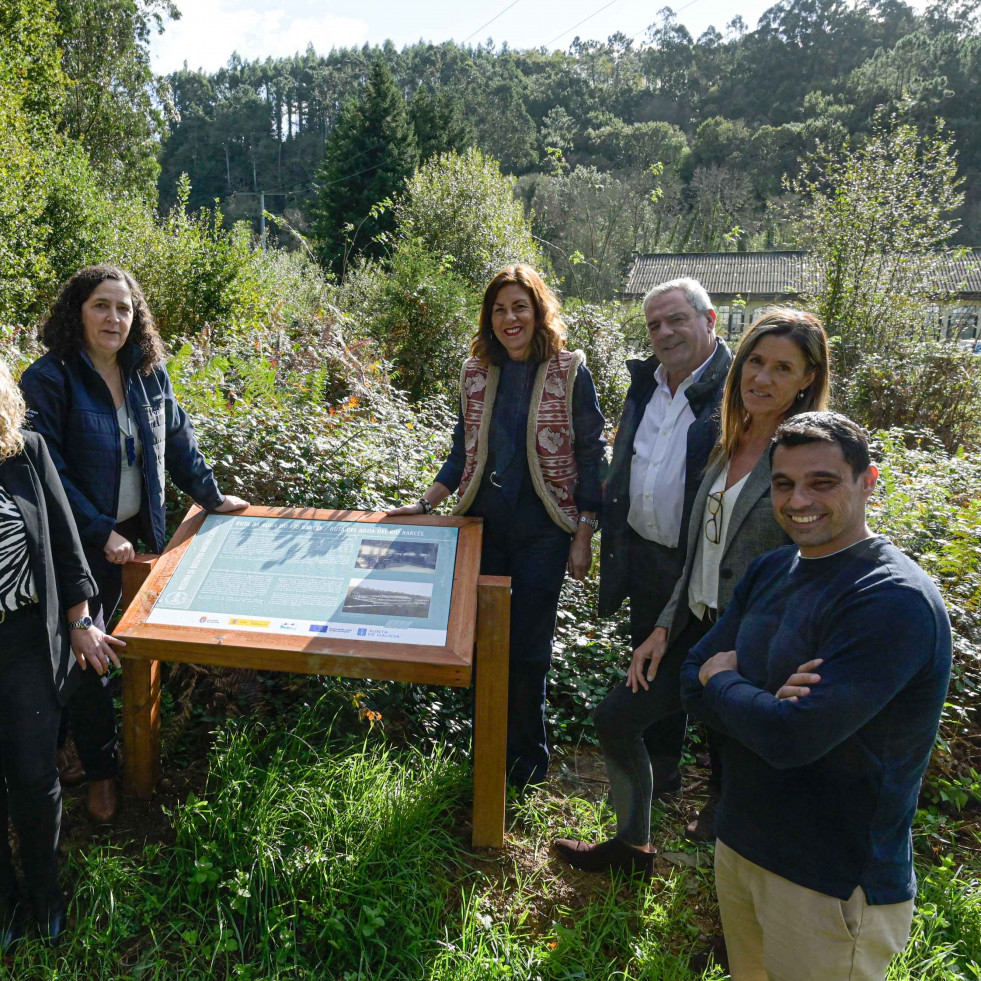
[159,0,981,292]
[2,2,981,978]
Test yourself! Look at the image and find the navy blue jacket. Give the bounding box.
[0,432,97,704]
[20,345,224,554]
[681,537,951,904]
[598,339,732,618]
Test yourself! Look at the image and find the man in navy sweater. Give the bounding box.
[680,412,951,981]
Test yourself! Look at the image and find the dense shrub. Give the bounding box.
[391,147,544,288]
[837,341,981,452]
[564,303,633,431]
[103,177,267,345]
[868,432,981,804]
[0,323,45,377]
[167,334,454,516]
[0,95,118,323]
[336,243,478,401]
[792,119,963,375]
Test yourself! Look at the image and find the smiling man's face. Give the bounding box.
[770,440,878,557]
[644,288,717,390]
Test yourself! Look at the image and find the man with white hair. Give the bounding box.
[557,278,733,873]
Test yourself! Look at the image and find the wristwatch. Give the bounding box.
[418,498,434,514]
[69,615,94,630]
[578,515,599,531]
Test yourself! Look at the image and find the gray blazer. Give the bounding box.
[656,449,790,643]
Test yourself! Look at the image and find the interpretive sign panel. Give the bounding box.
[147,514,459,646]
[116,505,511,848]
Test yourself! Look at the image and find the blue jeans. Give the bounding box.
[469,480,572,787]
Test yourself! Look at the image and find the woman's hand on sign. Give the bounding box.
[104,531,136,565]
[387,502,428,517]
[386,482,451,517]
[213,495,250,512]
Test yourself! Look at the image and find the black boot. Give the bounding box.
[29,886,68,946]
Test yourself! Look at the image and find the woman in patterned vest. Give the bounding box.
[0,358,122,947]
[389,265,606,788]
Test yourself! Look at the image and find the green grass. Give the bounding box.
[1,700,978,979]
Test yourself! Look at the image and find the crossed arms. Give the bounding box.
[679,578,938,770]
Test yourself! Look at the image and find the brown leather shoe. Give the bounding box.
[56,749,86,788]
[553,837,655,877]
[86,779,118,824]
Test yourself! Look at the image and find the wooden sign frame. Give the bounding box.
[115,504,510,848]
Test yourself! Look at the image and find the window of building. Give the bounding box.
[948,306,979,340]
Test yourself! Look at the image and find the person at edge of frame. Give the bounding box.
[19,265,249,826]
[554,308,831,877]
[0,357,125,949]
[388,264,607,790]
[681,411,951,981]
[595,277,733,838]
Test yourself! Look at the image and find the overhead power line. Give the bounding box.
[544,0,620,47]
[463,0,522,44]
[316,158,388,191]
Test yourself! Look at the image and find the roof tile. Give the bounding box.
[623,250,981,299]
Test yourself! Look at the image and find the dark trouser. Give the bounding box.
[469,481,572,788]
[594,615,712,846]
[65,514,144,781]
[625,529,688,775]
[0,606,63,913]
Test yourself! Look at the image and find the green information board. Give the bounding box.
[147,514,460,645]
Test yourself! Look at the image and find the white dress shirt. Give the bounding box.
[627,344,718,547]
[688,464,750,618]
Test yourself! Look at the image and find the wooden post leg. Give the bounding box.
[120,556,160,800]
[472,574,510,848]
[122,659,161,799]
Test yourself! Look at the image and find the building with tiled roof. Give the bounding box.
[623,250,981,340]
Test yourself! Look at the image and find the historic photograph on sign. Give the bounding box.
[355,538,439,572]
[342,578,434,618]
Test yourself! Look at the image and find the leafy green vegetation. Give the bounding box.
[2,1,981,976]
[312,56,419,273]
[156,2,981,297]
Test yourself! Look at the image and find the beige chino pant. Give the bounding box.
[714,839,914,981]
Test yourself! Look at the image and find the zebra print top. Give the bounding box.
[0,481,38,614]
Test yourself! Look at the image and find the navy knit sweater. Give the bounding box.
[680,536,951,904]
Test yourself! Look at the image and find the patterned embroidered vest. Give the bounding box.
[454,350,584,532]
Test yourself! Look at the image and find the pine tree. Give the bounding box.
[410,85,475,163]
[312,57,417,273]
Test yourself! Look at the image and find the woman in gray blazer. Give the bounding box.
[556,309,830,875]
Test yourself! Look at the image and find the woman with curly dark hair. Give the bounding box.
[20,265,248,822]
[389,265,607,788]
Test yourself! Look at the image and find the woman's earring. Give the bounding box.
[796,389,806,401]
